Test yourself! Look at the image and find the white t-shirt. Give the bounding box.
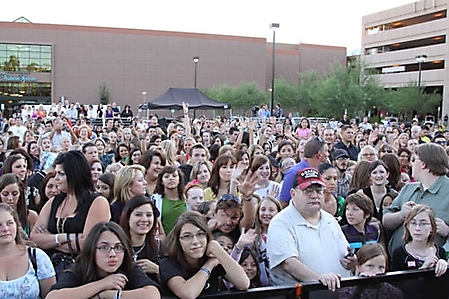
[9,125,28,141]
[254,181,280,200]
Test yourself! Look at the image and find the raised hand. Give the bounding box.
[268,184,280,198]
[237,170,259,198]
[235,227,257,250]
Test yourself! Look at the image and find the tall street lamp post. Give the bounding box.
[142,91,148,120]
[416,54,427,119]
[269,23,279,116]
[193,56,199,88]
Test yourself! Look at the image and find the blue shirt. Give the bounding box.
[278,159,310,203]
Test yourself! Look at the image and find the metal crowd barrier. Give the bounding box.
[160,268,449,299]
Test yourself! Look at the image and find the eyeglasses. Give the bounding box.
[337,157,349,161]
[302,186,325,195]
[218,194,241,204]
[180,231,207,242]
[381,150,393,153]
[435,140,447,145]
[96,244,125,253]
[409,221,431,228]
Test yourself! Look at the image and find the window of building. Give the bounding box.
[365,35,446,56]
[365,10,447,35]
[368,60,445,74]
[0,43,52,72]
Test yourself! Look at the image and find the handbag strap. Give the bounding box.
[66,233,75,262]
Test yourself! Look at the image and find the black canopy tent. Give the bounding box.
[139,88,230,111]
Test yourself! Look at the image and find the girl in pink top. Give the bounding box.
[295,117,313,139]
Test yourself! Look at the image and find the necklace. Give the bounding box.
[132,243,146,261]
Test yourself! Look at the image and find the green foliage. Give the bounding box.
[3,55,20,71]
[201,57,441,120]
[202,82,268,116]
[99,82,111,105]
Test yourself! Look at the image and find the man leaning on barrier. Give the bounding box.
[268,168,356,291]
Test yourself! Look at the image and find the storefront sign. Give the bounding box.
[1,73,37,82]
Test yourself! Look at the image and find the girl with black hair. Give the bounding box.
[47,222,160,298]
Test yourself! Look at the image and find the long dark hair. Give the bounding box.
[73,222,133,284]
[0,173,28,231]
[120,195,160,263]
[37,171,57,213]
[154,165,185,199]
[207,155,237,198]
[164,211,212,276]
[239,248,262,288]
[54,150,95,211]
[98,172,115,203]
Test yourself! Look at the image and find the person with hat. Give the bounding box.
[333,149,352,199]
[278,137,329,208]
[267,168,356,290]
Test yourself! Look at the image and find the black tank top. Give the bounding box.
[47,192,98,234]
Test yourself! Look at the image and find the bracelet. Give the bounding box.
[242,195,253,202]
[200,267,211,277]
[114,289,121,299]
[54,234,61,246]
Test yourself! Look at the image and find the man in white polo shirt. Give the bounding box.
[268,168,356,291]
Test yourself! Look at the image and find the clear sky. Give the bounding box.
[0,0,415,54]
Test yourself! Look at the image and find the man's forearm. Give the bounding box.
[282,257,319,282]
[383,211,404,230]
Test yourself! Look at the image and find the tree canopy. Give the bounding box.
[202,58,441,121]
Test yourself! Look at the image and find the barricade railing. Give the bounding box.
[159,268,449,299]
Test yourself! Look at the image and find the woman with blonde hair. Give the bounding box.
[157,140,178,167]
[111,165,148,223]
[0,203,56,298]
[190,160,213,189]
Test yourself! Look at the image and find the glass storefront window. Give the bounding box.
[0,43,52,72]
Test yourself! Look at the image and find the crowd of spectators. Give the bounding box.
[1,100,449,298]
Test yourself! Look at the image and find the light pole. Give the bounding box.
[416,54,427,119]
[193,56,199,88]
[269,23,279,116]
[142,91,147,120]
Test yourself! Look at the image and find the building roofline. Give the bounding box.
[0,21,266,43]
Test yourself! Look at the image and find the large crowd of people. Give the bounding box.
[1,100,449,298]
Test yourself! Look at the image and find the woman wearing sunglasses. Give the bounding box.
[47,221,160,299]
[160,211,249,297]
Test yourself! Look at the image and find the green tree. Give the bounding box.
[203,82,267,116]
[4,55,20,71]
